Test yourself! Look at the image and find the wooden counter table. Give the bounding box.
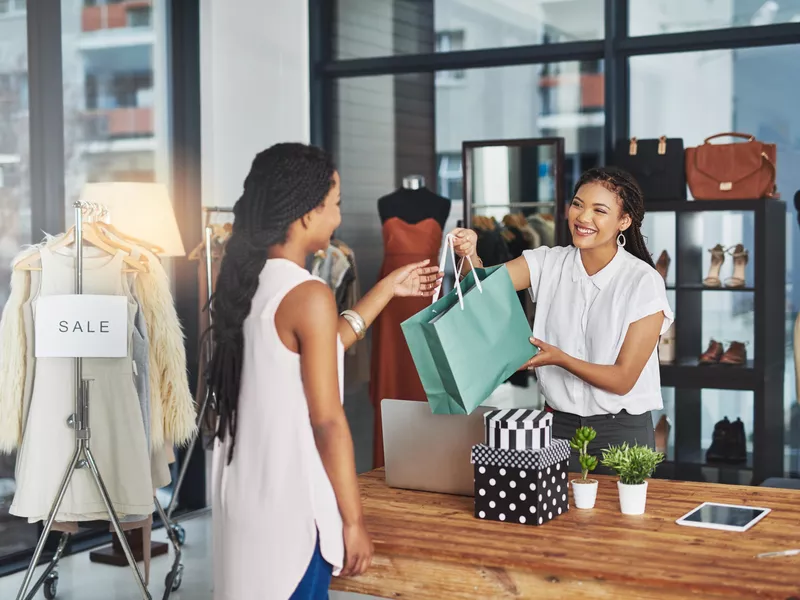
[331,470,800,599]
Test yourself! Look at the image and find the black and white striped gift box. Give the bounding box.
[484,408,554,450]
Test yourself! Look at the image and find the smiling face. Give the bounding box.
[568,182,632,251]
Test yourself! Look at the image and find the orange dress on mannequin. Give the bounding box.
[370,217,442,468]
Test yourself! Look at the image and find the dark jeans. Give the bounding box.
[550,407,655,476]
[290,535,332,600]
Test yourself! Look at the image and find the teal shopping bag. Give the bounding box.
[401,238,535,415]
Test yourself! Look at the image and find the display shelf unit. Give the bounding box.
[648,199,785,485]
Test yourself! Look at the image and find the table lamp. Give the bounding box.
[79,182,186,257]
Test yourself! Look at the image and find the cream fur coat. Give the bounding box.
[0,243,196,454]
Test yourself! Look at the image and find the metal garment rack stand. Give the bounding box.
[165,206,233,530]
[15,201,183,600]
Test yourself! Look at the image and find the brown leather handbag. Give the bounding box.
[685,132,777,200]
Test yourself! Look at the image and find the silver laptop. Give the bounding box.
[382,398,491,497]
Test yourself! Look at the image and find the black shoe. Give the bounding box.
[728,418,747,464]
[706,416,731,463]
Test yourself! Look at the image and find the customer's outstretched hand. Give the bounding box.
[391,259,443,298]
[341,520,374,577]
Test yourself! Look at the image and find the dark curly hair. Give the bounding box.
[207,142,337,463]
[573,167,655,269]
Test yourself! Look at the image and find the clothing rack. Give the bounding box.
[15,201,184,600]
[165,206,232,529]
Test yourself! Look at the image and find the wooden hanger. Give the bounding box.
[98,221,164,255]
[15,224,147,272]
[189,223,231,261]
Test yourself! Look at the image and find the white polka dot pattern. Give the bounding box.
[470,439,570,470]
[473,458,570,527]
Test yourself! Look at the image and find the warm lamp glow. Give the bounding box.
[79,182,186,257]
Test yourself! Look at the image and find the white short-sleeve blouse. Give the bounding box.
[524,245,674,417]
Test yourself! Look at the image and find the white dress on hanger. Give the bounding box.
[11,246,153,521]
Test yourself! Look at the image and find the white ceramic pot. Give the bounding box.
[570,478,598,509]
[617,480,648,515]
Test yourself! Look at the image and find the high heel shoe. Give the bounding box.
[656,250,670,282]
[703,244,725,287]
[724,244,748,288]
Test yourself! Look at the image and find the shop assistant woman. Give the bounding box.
[451,167,673,473]
[207,143,442,600]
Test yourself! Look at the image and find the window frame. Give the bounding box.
[0,0,203,575]
[310,0,800,162]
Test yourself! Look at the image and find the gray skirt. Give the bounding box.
[549,407,655,476]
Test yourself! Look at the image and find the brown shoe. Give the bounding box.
[699,339,724,365]
[720,341,747,366]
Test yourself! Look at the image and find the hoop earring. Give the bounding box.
[617,232,626,248]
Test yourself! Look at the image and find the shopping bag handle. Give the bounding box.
[432,234,483,309]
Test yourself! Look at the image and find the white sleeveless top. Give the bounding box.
[212,259,344,600]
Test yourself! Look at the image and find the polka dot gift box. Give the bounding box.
[484,408,553,451]
[471,439,570,526]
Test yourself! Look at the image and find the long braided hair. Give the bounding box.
[573,167,656,270]
[208,143,337,464]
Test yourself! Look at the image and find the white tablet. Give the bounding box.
[675,502,771,532]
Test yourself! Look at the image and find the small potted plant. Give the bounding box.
[601,443,665,515]
[569,426,599,509]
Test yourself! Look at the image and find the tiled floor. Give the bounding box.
[0,511,382,600]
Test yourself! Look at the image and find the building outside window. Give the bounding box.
[435,30,465,84]
[437,153,463,202]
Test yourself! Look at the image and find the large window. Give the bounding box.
[63,0,167,209]
[629,0,800,36]
[0,1,33,560]
[334,0,605,59]
[0,0,195,570]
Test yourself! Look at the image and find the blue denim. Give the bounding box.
[290,535,332,600]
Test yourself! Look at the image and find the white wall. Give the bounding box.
[200,0,310,208]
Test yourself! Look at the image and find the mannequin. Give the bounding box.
[370,177,451,468]
[377,175,451,229]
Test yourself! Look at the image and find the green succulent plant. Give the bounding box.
[569,426,598,481]
[600,443,665,485]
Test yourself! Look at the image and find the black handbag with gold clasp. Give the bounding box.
[614,136,686,201]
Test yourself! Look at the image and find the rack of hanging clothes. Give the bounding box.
[312,238,370,390]
[0,201,194,600]
[469,212,557,388]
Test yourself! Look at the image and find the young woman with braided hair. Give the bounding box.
[209,143,442,600]
[450,166,673,474]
